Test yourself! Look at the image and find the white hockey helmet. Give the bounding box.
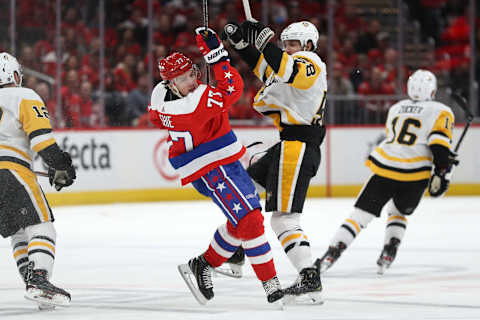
[0,52,23,87]
[407,69,437,101]
[280,21,319,51]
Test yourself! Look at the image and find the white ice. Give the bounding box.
[1,197,479,319]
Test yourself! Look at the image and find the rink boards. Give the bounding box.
[34,126,480,206]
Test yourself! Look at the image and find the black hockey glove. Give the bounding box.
[48,151,76,191]
[428,168,450,198]
[221,22,249,50]
[428,151,458,198]
[240,20,274,52]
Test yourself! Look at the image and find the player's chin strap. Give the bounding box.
[165,81,183,98]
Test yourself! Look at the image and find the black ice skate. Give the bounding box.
[283,266,323,305]
[318,241,347,272]
[24,267,71,307]
[178,255,214,305]
[262,276,284,304]
[215,247,245,278]
[377,237,401,275]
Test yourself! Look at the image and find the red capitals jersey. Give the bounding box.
[149,61,245,185]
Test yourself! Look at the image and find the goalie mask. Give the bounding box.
[0,52,23,87]
[280,21,319,51]
[407,69,437,101]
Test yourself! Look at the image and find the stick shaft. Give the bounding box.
[35,171,49,177]
[202,0,210,84]
[242,0,257,22]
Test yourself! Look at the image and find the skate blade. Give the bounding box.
[177,264,208,305]
[25,289,70,307]
[283,291,324,306]
[214,263,243,279]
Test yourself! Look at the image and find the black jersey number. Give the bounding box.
[32,105,49,119]
[295,57,316,77]
[387,116,421,145]
[311,90,327,126]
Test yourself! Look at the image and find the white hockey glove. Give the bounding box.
[195,27,229,65]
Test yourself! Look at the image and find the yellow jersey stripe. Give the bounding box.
[28,241,56,253]
[0,144,32,161]
[277,52,290,78]
[366,159,431,181]
[431,110,454,140]
[291,55,321,90]
[15,169,50,222]
[428,139,450,148]
[32,138,56,153]
[253,54,265,79]
[268,103,301,125]
[346,218,361,233]
[280,141,304,212]
[375,147,432,163]
[281,233,302,246]
[13,248,28,259]
[19,99,52,136]
[388,215,408,222]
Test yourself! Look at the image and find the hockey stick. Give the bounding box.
[202,0,210,84]
[451,93,474,153]
[242,0,258,22]
[35,171,49,177]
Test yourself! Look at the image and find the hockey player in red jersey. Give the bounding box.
[148,27,283,305]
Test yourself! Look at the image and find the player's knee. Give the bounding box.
[350,208,375,228]
[270,211,301,236]
[236,209,264,240]
[388,200,410,216]
[25,221,56,241]
[226,220,238,238]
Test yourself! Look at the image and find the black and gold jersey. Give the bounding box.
[251,50,327,129]
[0,87,55,172]
[366,99,454,181]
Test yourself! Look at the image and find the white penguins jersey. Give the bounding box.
[366,99,455,181]
[0,87,55,171]
[252,50,327,128]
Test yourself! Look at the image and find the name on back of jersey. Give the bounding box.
[398,105,423,114]
[160,114,174,128]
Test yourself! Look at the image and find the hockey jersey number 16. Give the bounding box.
[367,99,454,181]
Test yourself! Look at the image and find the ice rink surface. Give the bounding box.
[1,196,479,320]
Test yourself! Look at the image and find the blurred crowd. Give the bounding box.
[0,0,478,128]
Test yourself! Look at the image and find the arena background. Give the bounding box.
[1,0,478,205]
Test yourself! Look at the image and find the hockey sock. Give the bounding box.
[24,222,56,276]
[10,229,29,282]
[237,209,276,281]
[271,212,312,272]
[330,208,375,247]
[242,235,275,281]
[384,201,407,244]
[204,222,241,268]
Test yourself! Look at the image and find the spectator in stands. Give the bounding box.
[20,45,42,71]
[126,74,149,126]
[357,66,394,123]
[103,72,127,126]
[331,62,355,124]
[355,19,381,54]
[350,53,370,91]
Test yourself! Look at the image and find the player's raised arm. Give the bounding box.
[195,27,244,108]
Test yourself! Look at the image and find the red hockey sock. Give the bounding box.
[203,222,242,268]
